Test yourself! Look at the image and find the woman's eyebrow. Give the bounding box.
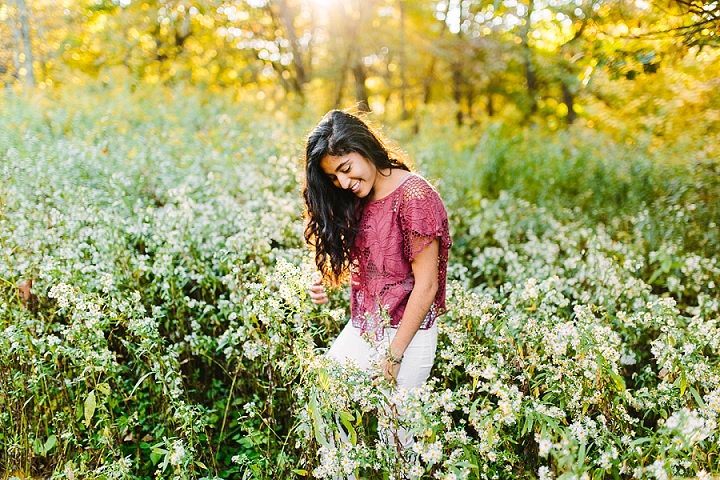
[332,158,350,172]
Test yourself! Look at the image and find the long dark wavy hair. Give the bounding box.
[303,110,410,286]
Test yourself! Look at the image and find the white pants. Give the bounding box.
[328,321,438,389]
[325,322,438,478]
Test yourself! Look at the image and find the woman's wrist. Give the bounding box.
[388,342,406,363]
[387,349,403,364]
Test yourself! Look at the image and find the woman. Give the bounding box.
[304,110,451,390]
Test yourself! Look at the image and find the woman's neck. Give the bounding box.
[368,168,411,201]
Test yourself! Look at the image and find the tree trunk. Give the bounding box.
[352,58,369,112]
[9,0,34,85]
[487,80,497,117]
[524,54,537,115]
[466,83,474,121]
[422,2,449,104]
[332,1,362,109]
[452,1,468,125]
[275,0,308,98]
[521,0,537,118]
[333,50,350,108]
[452,61,463,126]
[398,0,408,120]
[9,0,22,81]
[17,0,34,86]
[562,81,576,125]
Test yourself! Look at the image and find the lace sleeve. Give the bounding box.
[398,177,452,263]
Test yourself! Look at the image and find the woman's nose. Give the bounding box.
[337,173,350,189]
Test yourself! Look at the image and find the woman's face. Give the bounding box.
[320,151,378,199]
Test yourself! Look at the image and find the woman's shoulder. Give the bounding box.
[400,173,443,201]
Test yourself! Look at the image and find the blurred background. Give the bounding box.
[2,0,719,134]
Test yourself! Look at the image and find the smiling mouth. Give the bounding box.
[349,181,360,193]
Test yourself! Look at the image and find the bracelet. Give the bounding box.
[387,351,403,365]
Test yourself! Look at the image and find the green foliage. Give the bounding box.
[0,85,719,479]
[3,0,719,134]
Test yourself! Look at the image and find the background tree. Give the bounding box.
[7,0,35,86]
[0,0,716,138]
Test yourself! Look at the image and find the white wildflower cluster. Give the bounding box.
[127,315,160,341]
[48,282,105,330]
[272,257,314,310]
[533,402,566,421]
[663,408,712,447]
[169,438,187,466]
[5,102,720,480]
[546,321,579,358]
[538,465,554,480]
[645,459,669,480]
[567,415,601,444]
[242,339,264,360]
[92,456,133,479]
[597,447,619,469]
[490,382,523,425]
[522,278,540,301]
[312,445,359,478]
[535,433,553,457]
[414,440,443,464]
[619,347,638,366]
[99,272,115,293]
[703,389,720,422]
[48,282,76,308]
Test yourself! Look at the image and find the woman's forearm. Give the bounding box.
[390,281,438,358]
[389,239,440,358]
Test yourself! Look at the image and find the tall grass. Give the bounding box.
[401,116,720,259]
[1,84,719,479]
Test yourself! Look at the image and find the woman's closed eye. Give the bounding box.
[328,165,351,183]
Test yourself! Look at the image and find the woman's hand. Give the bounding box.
[380,356,401,384]
[308,276,328,304]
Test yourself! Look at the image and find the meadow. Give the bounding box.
[1,84,719,480]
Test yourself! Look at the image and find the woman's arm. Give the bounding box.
[382,238,439,381]
[309,278,328,304]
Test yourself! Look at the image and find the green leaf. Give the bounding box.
[292,470,308,476]
[339,411,357,445]
[521,411,533,436]
[680,371,687,396]
[44,434,57,454]
[648,268,663,285]
[195,461,208,470]
[318,368,329,390]
[469,398,480,420]
[84,390,97,428]
[689,386,705,408]
[545,417,562,434]
[577,442,586,469]
[150,451,163,465]
[32,437,43,455]
[130,372,154,397]
[97,382,111,396]
[309,393,329,447]
[630,437,652,446]
[609,369,626,391]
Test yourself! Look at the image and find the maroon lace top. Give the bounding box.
[349,173,452,339]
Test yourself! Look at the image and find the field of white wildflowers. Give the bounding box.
[1,87,719,480]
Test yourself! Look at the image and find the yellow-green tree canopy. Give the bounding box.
[2,0,718,134]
